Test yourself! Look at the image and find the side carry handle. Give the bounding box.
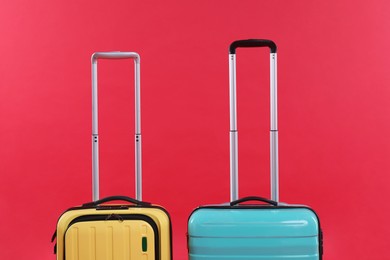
[230,196,278,206]
[82,195,151,207]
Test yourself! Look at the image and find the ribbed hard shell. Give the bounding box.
[188,207,321,259]
[56,206,171,260]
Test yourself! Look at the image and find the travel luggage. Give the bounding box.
[187,39,323,259]
[52,52,172,260]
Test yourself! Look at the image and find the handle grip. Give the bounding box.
[229,39,277,54]
[91,51,140,61]
[230,196,278,206]
[82,195,151,207]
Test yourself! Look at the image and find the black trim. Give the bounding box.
[64,214,159,260]
[229,39,277,54]
[188,203,323,259]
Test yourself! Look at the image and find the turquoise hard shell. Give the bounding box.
[188,207,321,259]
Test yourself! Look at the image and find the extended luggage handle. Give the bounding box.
[91,51,142,201]
[229,39,279,202]
[229,196,278,206]
[82,195,151,207]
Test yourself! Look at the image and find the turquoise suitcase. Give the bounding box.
[187,40,323,259]
[188,197,323,259]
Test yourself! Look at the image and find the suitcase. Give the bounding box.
[52,52,172,260]
[187,39,323,259]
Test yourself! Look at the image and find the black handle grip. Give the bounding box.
[229,39,277,54]
[82,195,151,207]
[230,196,278,206]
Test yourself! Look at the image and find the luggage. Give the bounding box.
[52,52,172,260]
[187,39,323,259]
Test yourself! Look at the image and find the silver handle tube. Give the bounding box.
[91,51,142,201]
[92,58,100,201]
[270,53,279,202]
[134,59,142,201]
[229,54,239,201]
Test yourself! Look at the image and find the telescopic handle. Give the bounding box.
[91,51,142,201]
[229,39,279,202]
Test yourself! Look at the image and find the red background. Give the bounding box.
[1,0,390,259]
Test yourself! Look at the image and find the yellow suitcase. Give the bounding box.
[52,52,172,260]
[54,196,172,260]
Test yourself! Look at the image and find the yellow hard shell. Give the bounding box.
[56,206,171,260]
